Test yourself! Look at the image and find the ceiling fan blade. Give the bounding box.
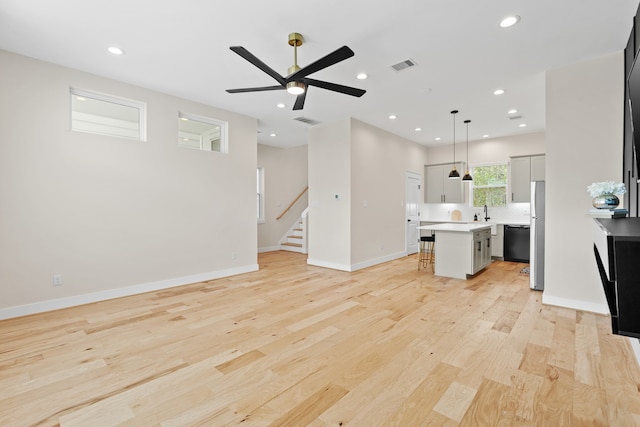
[293,90,307,110]
[229,46,286,85]
[287,46,354,81]
[226,85,285,93]
[304,78,366,97]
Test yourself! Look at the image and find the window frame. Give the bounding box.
[469,162,508,208]
[70,87,147,141]
[178,111,228,153]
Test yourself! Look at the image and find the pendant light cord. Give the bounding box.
[451,110,458,166]
[466,121,469,164]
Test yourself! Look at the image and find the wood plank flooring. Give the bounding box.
[1,251,640,426]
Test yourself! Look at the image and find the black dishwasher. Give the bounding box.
[504,225,530,263]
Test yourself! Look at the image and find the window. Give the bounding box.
[257,168,265,223]
[178,112,228,153]
[470,163,508,207]
[70,87,146,141]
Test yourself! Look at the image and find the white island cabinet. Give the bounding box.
[420,223,492,279]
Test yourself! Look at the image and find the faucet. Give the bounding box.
[484,205,491,222]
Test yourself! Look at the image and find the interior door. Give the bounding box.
[406,172,421,255]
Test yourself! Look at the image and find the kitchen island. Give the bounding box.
[419,223,492,279]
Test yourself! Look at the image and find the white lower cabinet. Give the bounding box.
[472,228,492,274]
[491,224,504,258]
[434,227,492,279]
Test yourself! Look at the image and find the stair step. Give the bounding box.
[288,235,303,239]
[293,228,303,232]
[282,242,303,248]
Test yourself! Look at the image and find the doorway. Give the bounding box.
[405,171,421,255]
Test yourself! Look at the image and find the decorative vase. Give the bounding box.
[592,194,620,209]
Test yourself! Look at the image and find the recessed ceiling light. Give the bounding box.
[518,123,527,128]
[482,134,489,138]
[75,96,86,101]
[356,73,368,80]
[415,127,422,132]
[276,103,285,108]
[499,15,520,28]
[389,115,397,120]
[435,137,441,141]
[508,109,518,114]
[270,133,277,137]
[180,117,188,121]
[107,46,124,55]
[494,89,505,95]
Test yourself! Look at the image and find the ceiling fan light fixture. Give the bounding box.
[286,81,305,95]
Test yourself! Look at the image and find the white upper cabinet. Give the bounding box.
[510,154,545,202]
[531,155,545,181]
[424,163,464,203]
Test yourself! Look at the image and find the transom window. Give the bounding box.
[70,87,146,141]
[178,112,228,153]
[470,163,508,207]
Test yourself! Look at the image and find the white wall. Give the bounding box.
[308,119,352,270]
[426,132,545,165]
[0,50,258,318]
[350,119,427,266]
[544,51,624,313]
[257,144,308,251]
[308,118,428,271]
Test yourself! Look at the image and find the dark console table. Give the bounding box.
[593,218,640,338]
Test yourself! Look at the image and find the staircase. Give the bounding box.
[280,208,308,254]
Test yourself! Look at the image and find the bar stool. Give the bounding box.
[418,234,435,271]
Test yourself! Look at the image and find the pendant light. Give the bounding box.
[448,110,460,179]
[462,119,473,181]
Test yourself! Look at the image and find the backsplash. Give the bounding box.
[421,202,531,223]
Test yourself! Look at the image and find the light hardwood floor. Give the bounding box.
[2,251,640,426]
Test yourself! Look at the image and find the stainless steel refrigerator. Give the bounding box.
[530,181,545,290]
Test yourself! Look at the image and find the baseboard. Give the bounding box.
[258,246,281,253]
[0,264,259,320]
[541,293,609,315]
[307,258,352,272]
[628,338,640,366]
[307,251,406,272]
[350,251,406,272]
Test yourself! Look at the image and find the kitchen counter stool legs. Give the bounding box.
[418,235,435,271]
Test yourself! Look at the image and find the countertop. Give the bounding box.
[420,219,530,226]
[420,223,493,233]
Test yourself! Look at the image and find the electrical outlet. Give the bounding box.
[53,274,63,286]
[231,252,237,260]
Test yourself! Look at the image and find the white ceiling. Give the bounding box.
[1,0,638,148]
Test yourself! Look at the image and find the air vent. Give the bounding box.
[293,116,321,126]
[390,58,417,72]
[509,115,523,120]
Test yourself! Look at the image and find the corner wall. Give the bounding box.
[350,119,427,266]
[544,52,624,313]
[0,50,258,318]
[307,119,352,270]
[307,118,428,271]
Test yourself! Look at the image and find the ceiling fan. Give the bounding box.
[226,33,366,110]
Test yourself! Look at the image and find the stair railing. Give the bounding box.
[276,186,308,220]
